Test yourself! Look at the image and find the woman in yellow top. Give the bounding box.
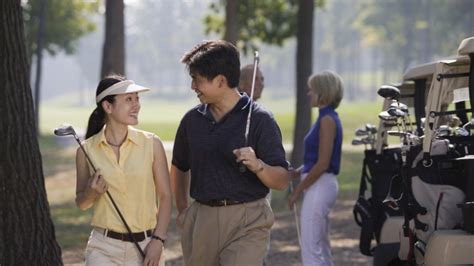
[76,75,172,266]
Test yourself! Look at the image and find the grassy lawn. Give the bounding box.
[40,96,380,250]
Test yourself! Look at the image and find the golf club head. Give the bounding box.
[54,124,77,137]
[379,111,397,121]
[390,102,408,113]
[387,107,406,118]
[355,128,368,137]
[365,123,377,134]
[383,121,398,128]
[351,139,365,146]
[387,130,407,138]
[377,85,400,100]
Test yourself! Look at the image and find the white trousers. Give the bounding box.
[300,172,338,266]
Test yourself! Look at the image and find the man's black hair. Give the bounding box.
[181,40,240,88]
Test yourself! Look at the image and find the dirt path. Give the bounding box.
[62,199,371,266]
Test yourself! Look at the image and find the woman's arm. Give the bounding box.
[75,147,107,210]
[145,136,173,263]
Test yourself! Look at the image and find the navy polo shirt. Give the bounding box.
[172,95,288,202]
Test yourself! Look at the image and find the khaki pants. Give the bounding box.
[85,228,165,266]
[179,198,274,266]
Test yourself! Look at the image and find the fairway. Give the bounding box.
[40,94,384,143]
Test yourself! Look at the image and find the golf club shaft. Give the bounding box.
[239,51,260,172]
[289,181,302,248]
[74,135,97,172]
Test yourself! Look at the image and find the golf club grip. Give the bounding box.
[239,162,246,172]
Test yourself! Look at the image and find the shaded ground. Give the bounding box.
[62,199,371,266]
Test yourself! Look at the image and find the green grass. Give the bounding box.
[41,96,383,143]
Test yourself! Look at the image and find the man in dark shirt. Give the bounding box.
[171,40,289,266]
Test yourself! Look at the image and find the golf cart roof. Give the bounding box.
[458,37,474,55]
[403,56,470,81]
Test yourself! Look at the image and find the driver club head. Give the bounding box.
[355,128,368,137]
[390,102,408,113]
[351,139,363,146]
[387,107,406,118]
[377,85,400,100]
[54,124,77,137]
[379,111,397,121]
[365,123,377,134]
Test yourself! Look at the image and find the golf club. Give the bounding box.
[54,124,146,258]
[377,85,400,100]
[289,178,302,249]
[240,51,260,173]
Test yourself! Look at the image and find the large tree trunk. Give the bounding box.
[291,0,314,167]
[224,0,239,44]
[0,0,62,265]
[101,0,125,78]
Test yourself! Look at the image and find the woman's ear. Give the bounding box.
[101,100,112,114]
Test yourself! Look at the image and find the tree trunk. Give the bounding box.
[0,0,62,265]
[224,0,239,44]
[291,0,314,167]
[101,0,125,78]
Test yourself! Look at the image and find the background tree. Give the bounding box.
[204,0,324,167]
[0,0,62,264]
[23,0,98,134]
[101,0,125,77]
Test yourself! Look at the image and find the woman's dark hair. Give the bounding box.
[85,75,126,138]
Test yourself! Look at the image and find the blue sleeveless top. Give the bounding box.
[302,106,343,175]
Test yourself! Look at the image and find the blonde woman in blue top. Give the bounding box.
[288,70,344,266]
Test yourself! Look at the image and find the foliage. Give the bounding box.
[204,0,325,54]
[353,0,474,71]
[23,0,99,59]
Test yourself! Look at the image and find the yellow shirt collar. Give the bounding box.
[93,125,140,147]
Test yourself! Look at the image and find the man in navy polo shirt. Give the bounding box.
[171,40,289,266]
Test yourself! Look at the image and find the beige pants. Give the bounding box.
[85,228,165,266]
[179,198,274,266]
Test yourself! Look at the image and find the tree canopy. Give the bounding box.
[23,0,99,60]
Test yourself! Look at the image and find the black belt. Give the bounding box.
[102,229,152,242]
[197,199,243,207]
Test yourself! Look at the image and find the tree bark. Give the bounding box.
[101,0,125,78]
[291,0,314,167]
[0,0,62,265]
[224,0,239,44]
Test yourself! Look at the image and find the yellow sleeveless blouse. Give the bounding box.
[83,126,157,232]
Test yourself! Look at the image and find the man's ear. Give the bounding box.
[102,100,113,114]
[216,74,229,89]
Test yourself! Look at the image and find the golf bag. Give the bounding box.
[353,148,403,256]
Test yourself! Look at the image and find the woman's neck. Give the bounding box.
[104,122,128,147]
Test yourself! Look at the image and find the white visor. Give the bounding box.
[96,80,150,103]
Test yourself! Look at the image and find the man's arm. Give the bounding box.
[170,164,190,213]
